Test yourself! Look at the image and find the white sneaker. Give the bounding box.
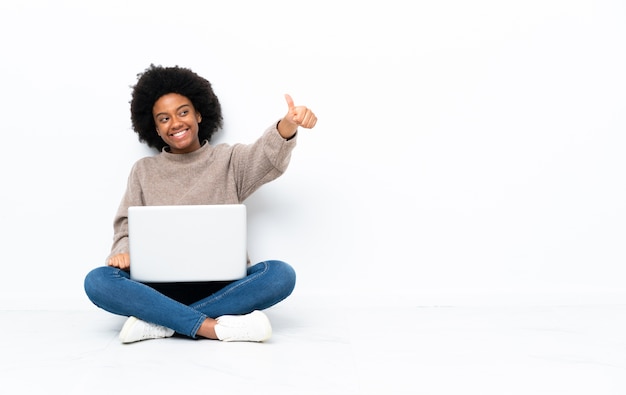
[119,316,175,344]
[214,310,272,342]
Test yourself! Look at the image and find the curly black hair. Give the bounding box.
[130,64,223,150]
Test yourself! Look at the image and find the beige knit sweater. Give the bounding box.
[107,122,297,262]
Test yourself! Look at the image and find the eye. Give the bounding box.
[179,109,189,117]
[158,116,169,123]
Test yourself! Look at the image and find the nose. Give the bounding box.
[171,115,184,130]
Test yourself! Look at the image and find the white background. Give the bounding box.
[0,0,624,310]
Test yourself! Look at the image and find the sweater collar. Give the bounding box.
[160,140,211,162]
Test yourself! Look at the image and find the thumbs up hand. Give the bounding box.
[278,94,317,139]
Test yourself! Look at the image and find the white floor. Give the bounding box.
[2,297,626,395]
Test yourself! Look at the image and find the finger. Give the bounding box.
[301,109,317,128]
[117,255,127,270]
[308,116,317,128]
[291,107,303,124]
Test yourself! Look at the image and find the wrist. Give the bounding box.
[277,119,297,140]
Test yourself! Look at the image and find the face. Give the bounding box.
[153,93,202,154]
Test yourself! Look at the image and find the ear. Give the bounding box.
[196,113,202,123]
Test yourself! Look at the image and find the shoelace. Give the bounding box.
[141,322,170,339]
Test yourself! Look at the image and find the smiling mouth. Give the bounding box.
[169,129,188,138]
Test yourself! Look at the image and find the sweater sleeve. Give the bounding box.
[106,162,145,264]
[233,121,298,202]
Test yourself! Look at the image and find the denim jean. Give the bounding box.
[83,260,296,338]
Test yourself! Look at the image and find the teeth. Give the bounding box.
[172,130,187,137]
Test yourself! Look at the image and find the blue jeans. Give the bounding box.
[84,260,296,338]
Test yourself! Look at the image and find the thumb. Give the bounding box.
[284,93,295,110]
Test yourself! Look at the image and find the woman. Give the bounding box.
[84,64,317,344]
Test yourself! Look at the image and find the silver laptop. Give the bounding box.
[128,204,248,282]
